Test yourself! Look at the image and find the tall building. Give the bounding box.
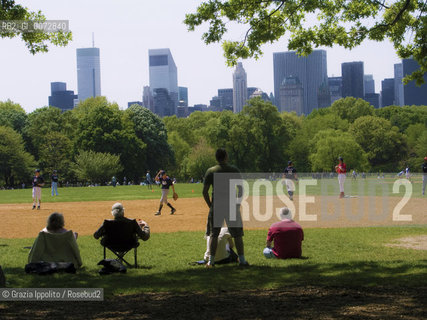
[142,86,154,112]
[341,61,364,99]
[76,47,101,102]
[381,78,395,107]
[48,82,77,112]
[218,88,233,110]
[394,63,404,106]
[249,88,270,101]
[364,74,375,95]
[402,58,427,106]
[178,86,188,107]
[233,62,248,113]
[279,76,304,114]
[153,88,175,117]
[364,93,380,109]
[328,77,342,104]
[273,50,328,114]
[149,48,178,114]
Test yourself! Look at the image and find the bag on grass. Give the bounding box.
[97,259,127,275]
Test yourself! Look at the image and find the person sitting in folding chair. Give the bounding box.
[93,202,150,267]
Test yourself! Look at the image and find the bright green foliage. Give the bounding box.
[0,125,35,186]
[330,97,375,123]
[126,105,173,174]
[167,131,191,179]
[310,129,370,172]
[185,0,427,84]
[0,100,27,133]
[349,116,407,169]
[0,0,72,53]
[375,105,427,132]
[73,98,146,181]
[73,150,123,184]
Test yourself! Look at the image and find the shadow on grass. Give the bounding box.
[1,260,426,319]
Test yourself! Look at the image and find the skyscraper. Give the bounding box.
[178,86,188,107]
[328,77,342,104]
[394,63,404,106]
[149,48,178,115]
[273,50,328,114]
[402,58,427,106]
[233,62,248,113]
[48,82,77,112]
[364,74,375,95]
[76,47,101,102]
[280,76,304,114]
[218,88,233,110]
[142,86,154,112]
[341,61,364,99]
[381,78,395,107]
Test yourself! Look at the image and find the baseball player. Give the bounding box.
[405,167,411,181]
[146,170,152,189]
[422,157,427,196]
[154,170,177,215]
[335,157,347,198]
[51,170,59,196]
[32,169,45,210]
[282,161,298,201]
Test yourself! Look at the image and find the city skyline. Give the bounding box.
[0,0,405,113]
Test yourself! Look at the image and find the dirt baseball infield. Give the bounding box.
[0,195,425,239]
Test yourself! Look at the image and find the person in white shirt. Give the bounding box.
[204,227,238,264]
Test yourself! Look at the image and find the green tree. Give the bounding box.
[73,150,123,184]
[22,106,64,160]
[167,131,191,179]
[310,129,369,172]
[184,138,217,180]
[73,98,146,181]
[38,132,73,182]
[0,125,35,186]
[375,105,427,132]
[331,97,375,123]
[185,0,427,84]
[349,116,407,169]
[0,100,27,133]
[126,105,173,173]
[0,0,72,53]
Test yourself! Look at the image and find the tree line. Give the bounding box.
[0,97,426,187]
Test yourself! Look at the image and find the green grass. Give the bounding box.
[1,176,424,204]
[1,226,426,297]
[0,183,204,204]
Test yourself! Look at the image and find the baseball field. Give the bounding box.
[0,178,426,319]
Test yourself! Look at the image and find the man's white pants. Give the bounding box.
[338,174,346,193]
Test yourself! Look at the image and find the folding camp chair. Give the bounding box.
[101,219,140,267]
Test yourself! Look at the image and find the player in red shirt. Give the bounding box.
[335,157,347,198]
[263,207,304,259]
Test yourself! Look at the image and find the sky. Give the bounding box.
[0,0,402,113]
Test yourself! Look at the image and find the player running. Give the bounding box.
[283,161,298,201]
[154,170,177,215]
[32,169,45,210]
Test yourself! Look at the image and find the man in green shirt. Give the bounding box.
[203,148,249,268]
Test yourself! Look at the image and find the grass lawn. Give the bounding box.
[1,226,426,297]
[0,175,424,204]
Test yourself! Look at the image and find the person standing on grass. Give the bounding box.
[335,157,347,198]
[283,160,298,201]
[422,157,427,196]
[154,170,177,215]
[202,148,249,268]
[263,207,304,259]
[32,169,45,210]
[146,170,152,189]
[51,170,59,196]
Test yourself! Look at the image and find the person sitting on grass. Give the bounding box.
[204,227,238,265]
[94,202,150,244]
[263,207,304,259]
[28,212,82,268]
